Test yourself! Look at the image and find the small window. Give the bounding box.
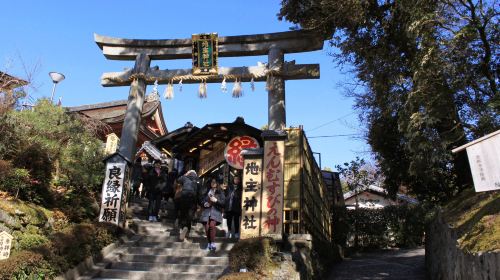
[285,210,291,221]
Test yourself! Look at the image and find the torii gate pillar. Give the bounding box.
[268,47,286,130]
[119,53,151,161]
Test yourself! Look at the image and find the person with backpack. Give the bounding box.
[175,170,199,241]
[224,175,242,239]
[145,160,168,222]
[200,178,226,251]
[164,168,178,203]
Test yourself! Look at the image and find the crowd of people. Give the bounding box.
[130,158,242,252]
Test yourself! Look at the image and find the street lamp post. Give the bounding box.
[49,72,65,103]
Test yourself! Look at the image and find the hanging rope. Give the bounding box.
[128,67,282,84]
[114,67,284,99]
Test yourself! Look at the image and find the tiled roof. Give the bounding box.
[67,100,160,123]
[0,71,28,91]
[344,185,418,204]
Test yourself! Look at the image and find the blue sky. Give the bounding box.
[1,0,371,170]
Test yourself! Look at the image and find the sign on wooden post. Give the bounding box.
[261,137,285,240]
[192,33,218,75]
[240,152,263,239]
[199,141,226,176]
[452,130,500,192]
[0,231,13,260]
[104,133,119,154]
[99,161,127,225]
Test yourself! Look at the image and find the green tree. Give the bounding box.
[335,157,380,196]
[0,99,105,203]
[279,0,499,202]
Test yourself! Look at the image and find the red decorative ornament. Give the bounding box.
[224,136,260,169]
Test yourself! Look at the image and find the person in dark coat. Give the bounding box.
[140,161,152,198]
[145,160,168,222]
[200,178,226,251]
[164,168,178,202]
[175,170,199,241]
[130,158,143,201]
[224,175,242,239]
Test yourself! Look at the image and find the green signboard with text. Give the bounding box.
[192,33,218,75]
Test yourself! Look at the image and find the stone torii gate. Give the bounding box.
[95,30,325,227]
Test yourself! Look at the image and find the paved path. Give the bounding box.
[327,248,425,280]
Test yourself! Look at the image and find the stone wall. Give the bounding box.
[426,212,500,280]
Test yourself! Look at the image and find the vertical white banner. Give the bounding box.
[240,157,263,239]
[99,162,126,225]
[466,133,500,192]
[262,140,285,240]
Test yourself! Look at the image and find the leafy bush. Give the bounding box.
[0,115,23,160]
[55,188,100,222]
[0,250,55,280]
[0,165,30,198]
[228,237,276,274]
[42,223,118,272]
[343,205,429,249]
[0,222,120,279]
[0,100,106,206]
[17,232,49,250]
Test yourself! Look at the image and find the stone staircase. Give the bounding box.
[79,198,234,280]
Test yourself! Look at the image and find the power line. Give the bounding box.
[306,112,357,132]
[308,133,359,139]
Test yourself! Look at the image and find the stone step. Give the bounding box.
[135,224,227,235]
[124,247,231,256]
[110,261,227,273]
[118,254,229,265]
[97,269,220,280]
[134,235,234,243]
[124,240,235,250]
[137,229,218,238]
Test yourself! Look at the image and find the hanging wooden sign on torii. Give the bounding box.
[95,30,325,227]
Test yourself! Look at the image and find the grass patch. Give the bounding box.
[0,199,52,227]
[442,188,500,253]
[219,272,261,280]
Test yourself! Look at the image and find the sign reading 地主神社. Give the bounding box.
[240,156,263,239]
[224,136,260,170]
[99,162,127,225]
[192,33,218,75]
[262,140,284,240]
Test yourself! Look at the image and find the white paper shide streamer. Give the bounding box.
[164,80,174,99]
[221,77,227,93]
[232,78,243,98]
